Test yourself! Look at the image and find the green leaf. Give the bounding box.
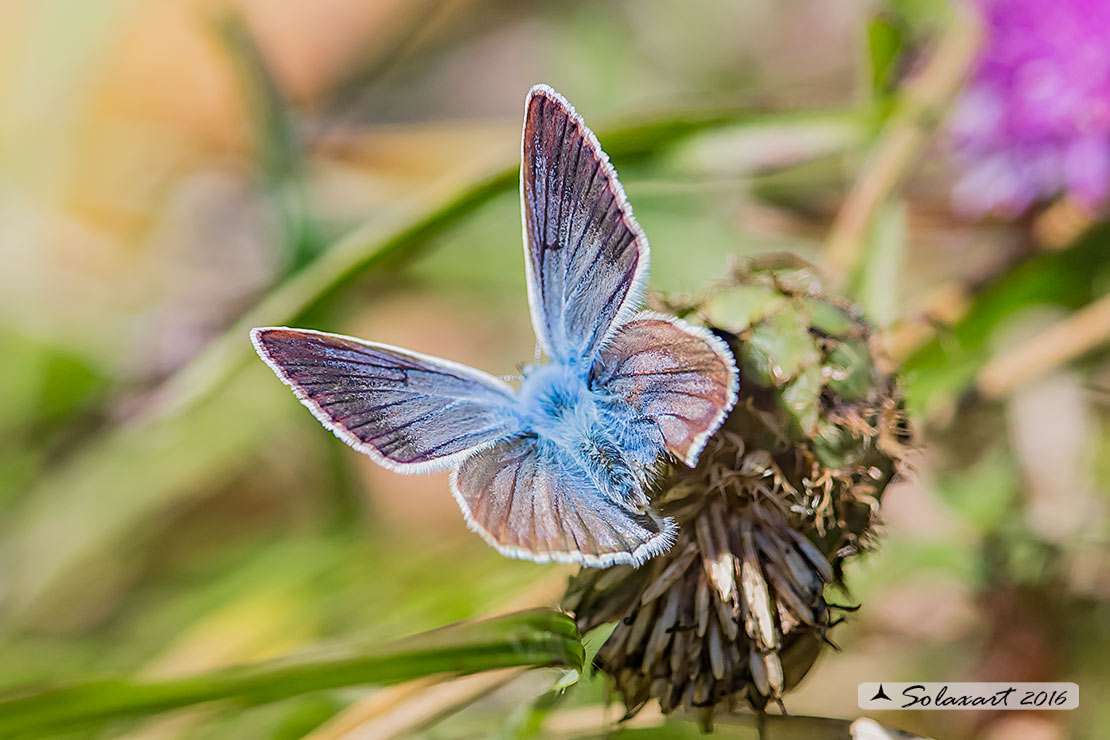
[880,0,954,31]
[825,336,875,400]
[580,622,616,677]
[501,622,617,740]
[741,308,821,388]
[868,14,905,98]
[802,296,857,336]
[781,362,823,437]
[0,609,581,738]
[903,226,1109,418]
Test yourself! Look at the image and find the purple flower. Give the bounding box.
[949,0,1110,215]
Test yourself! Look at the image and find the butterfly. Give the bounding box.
[251,85,738,568]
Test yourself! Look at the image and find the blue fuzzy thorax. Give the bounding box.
[516,361,664,507]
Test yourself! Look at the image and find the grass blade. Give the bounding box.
[216,11,317,270]
[0,609,581,737]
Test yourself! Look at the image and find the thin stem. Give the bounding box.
[306,668,526,740]
[976,292,1110,399]
[216,12,316,269]
[824,3,981,290]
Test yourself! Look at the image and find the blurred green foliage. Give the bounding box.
[0,610,581,738]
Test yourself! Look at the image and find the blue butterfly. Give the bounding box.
[251,85,739,567]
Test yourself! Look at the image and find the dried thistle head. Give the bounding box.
[562,259,910,728]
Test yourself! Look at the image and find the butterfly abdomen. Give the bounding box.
[571,433,649,511]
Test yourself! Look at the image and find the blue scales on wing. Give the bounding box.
[451,436,675,567]
[591,313,739,467]
[251,328,520,472]
[521,85,649,365]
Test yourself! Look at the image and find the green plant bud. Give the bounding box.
[739,308,822,388]
[564,258,910,725]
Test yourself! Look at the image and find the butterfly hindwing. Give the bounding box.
[451,435,676,567]
[252,328,519,472]
[521,84,649,365]
[592,312,739,467]
[250,86,739,570]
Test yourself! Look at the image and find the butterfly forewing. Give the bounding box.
[592,313,739,467]
[252,328,519,472]
[451,435,675,567]
[521,84,649,365]
[249,86,739,570]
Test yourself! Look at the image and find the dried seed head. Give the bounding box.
[563,261,910,726]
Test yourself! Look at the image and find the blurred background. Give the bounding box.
[0,0,1106,738]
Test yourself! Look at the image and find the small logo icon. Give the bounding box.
[870,684,892,701]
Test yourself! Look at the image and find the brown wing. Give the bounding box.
[451,435,675,567]
[251,327,518,472]
[592,313,738,466]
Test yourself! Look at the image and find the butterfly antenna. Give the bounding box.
[533,342,543,365]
